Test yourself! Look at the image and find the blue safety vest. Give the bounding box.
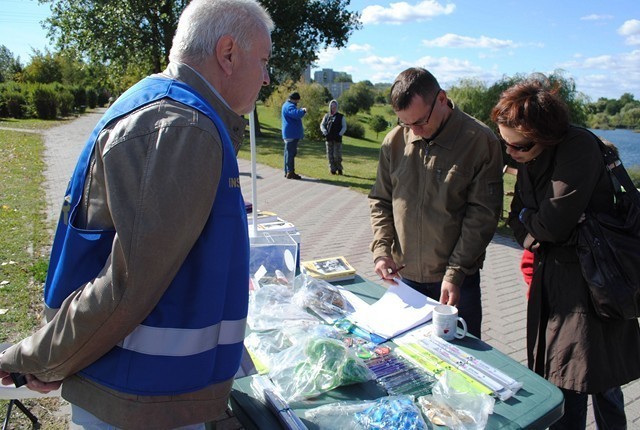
[43,77,249,395]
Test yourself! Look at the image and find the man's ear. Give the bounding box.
[216,34,235,76]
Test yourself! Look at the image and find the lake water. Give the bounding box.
[589,128,640,168]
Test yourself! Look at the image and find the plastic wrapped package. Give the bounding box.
[268,335,376,401]
[245,325,342,372]
[248,283,319,331]
[303,395,431,430]
[417,370,494,430]
[292,275,351,321]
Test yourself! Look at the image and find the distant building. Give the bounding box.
[302,65,311,84]
[312,68,352,99]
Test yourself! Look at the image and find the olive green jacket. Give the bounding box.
[369,103,503,285]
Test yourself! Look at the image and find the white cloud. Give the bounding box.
[580,14,613,21]
[359,55,415,82]
[315,47,340,66]
[414,56,494,85]
[422,33,516,49]
[361,1,456,25]
[560,50,640,99]
[618,19,640,45]
[348,43,373,52]
[356,54,497,87]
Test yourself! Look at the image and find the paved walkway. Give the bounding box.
[33,110,640,428]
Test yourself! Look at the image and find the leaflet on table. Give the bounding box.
[346,280,440,341]
[394,326,523,401]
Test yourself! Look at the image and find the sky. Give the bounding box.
[1,0,639,101]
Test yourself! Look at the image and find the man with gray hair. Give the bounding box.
[0,0,273,428]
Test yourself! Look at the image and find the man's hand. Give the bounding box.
[0,370,61,393]
[24,374,62,393]
[374,257,404,285]
[0,370,11,386]
[439,280,460,306]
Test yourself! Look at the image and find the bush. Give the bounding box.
[57,88,75,117]
[31,84,58,119]
[2,90,27,118]
[344,118,365,139]
[87,88,98,109]
[71,86,87,113]
[97,89,110,107]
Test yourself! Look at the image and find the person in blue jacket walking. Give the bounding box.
[281,92,307,179]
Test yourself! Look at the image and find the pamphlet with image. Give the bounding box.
[301,256,356,282]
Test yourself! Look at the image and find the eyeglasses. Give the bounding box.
[501,138,536,152]
[397,90,441,128]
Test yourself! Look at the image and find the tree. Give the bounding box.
[22,49,62,83]
[447,78,492,125]
[370,114,389,138]
[338,81,374,116]
[41,0,187,82]
[41,0,361,95]
[0,45,22,83]
[261,0,360,87]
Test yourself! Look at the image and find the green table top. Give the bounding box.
[231,275,563,429]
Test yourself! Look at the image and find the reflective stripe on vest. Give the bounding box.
[120,318,247,356]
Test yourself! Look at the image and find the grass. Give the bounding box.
[240,104,392,194]
[0,125,70,429]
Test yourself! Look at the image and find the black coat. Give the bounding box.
[509,127,640,393]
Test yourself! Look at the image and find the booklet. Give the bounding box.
[346,280,439,341]
[301,256,356,282]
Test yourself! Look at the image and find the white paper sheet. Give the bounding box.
[347,280,440,340]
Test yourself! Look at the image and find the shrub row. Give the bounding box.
[0,82,110,120]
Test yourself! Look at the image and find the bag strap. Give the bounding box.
[579,127,640,207]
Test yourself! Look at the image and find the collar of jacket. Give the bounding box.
[160,62,247,152]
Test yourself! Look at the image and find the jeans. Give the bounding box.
[551,387,626,430]
[284,139,299,174]
[70,404,206,430]
[402,271,482,338]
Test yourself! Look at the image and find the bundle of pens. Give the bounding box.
[366,354,436,398]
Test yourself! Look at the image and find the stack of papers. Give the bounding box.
[347,281,439,341]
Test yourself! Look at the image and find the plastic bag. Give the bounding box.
[292,275,351,322]
[268,334,376,401]
[417,370,494,430]
[304,395,430,430]
[245,325,341,372]
[248,283,319,330]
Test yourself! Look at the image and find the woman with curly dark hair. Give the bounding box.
[491,75,640,429]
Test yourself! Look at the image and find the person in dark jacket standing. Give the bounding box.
[492,75,640,430]
[320,99,347,175]
[281,92,307,179]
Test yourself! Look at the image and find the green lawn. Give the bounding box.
[0,126,68,429]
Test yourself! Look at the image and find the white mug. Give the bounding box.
[432,304,467,340]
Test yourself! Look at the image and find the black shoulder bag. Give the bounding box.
[576,131,640,320]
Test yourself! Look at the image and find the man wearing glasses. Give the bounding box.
[368,67,503,338]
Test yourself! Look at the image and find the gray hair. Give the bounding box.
[169,0,274,65]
